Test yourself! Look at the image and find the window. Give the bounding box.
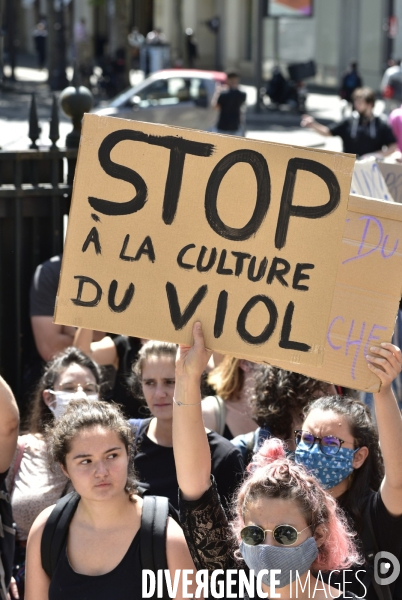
[133,77,208,107]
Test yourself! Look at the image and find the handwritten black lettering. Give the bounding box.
[214,290,228,338]
[216,249,233,275]
[275,158,341,250]
[196,246,217,272]
[166,282,208,330]
[279,301,310,351]
[108,280,135,313]
[267,258,290,286]
[71,276,102,307]
[292,263,315,291]
[205,149,271,241]
[237,295,278,345]
[89,130,214,219]
[231,251,252,276]
[177,244,196,270]
[248,256,268,282]
[82,227,102,255]
[134,235,155,262]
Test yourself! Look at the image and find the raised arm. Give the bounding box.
[173,322,212,500]
[0,375,19,473]
[73,328,118,369]
[31,317,76,362]
[301,115,331,136]
[367,342,402,516]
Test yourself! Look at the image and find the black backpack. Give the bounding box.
[41,491,171,599]
[0,483,15,599]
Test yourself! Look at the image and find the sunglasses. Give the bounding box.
[240,524,310,546]
[295,430,345,456]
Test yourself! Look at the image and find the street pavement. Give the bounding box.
[0,63,384,153]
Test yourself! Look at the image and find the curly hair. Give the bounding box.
[251,366,329,439]
[304,396,384,532]
[26,347,102,435]
[45,398,138,501]
[232,438,361,572]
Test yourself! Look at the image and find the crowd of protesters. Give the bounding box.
[0,255,401,600]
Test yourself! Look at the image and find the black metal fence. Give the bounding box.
[0,148,77,405]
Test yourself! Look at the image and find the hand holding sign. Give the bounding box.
[176,322,212,383]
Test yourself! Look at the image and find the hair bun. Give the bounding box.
[248,437,287,471]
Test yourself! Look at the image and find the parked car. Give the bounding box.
[93,69,227,131]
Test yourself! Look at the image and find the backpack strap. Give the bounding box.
[213,396,226,437]
[41,490,171,593]
[359,499,393,600]
[41,491,80,578]
[141,495,170,600]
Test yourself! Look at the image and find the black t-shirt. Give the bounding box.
[0,471,15,596]
[322,491,402,599]
[29,254,62,317]
[49,530,142,600]
[103,335,144,419]
[131,418,244,512]
[329,115,396,157]
[217,89,247,131]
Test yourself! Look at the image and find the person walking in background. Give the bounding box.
[73,18,92,87]
[128,26,144,69]
[339,60,362,117]
[213,70,247,136]
[302,87,397,158]
[32,19,47,70]
[381,58,402,114]
[185,28,198,68]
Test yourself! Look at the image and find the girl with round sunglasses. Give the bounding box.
[173,322,360,598]
[294,343,402,599]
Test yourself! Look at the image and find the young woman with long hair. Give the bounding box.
[25,398,196,600]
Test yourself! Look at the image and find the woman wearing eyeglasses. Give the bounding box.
[6,347,101,599]
[172,322,360,599]
[294,343,402,599]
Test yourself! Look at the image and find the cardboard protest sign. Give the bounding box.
[378,160,402,204]
[56,115,370,387]
[268,195,402,391]
[351,159,393,202]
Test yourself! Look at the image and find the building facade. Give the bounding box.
[7,0,400,91]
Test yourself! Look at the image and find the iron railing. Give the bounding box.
[0,148,77,407]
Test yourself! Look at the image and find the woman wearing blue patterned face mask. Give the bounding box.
[295,343,402,600]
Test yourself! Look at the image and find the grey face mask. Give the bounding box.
[239,536,318,589]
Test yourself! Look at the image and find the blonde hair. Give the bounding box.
[207,356,243,400]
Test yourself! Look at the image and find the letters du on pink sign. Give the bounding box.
[55,115,402,392]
